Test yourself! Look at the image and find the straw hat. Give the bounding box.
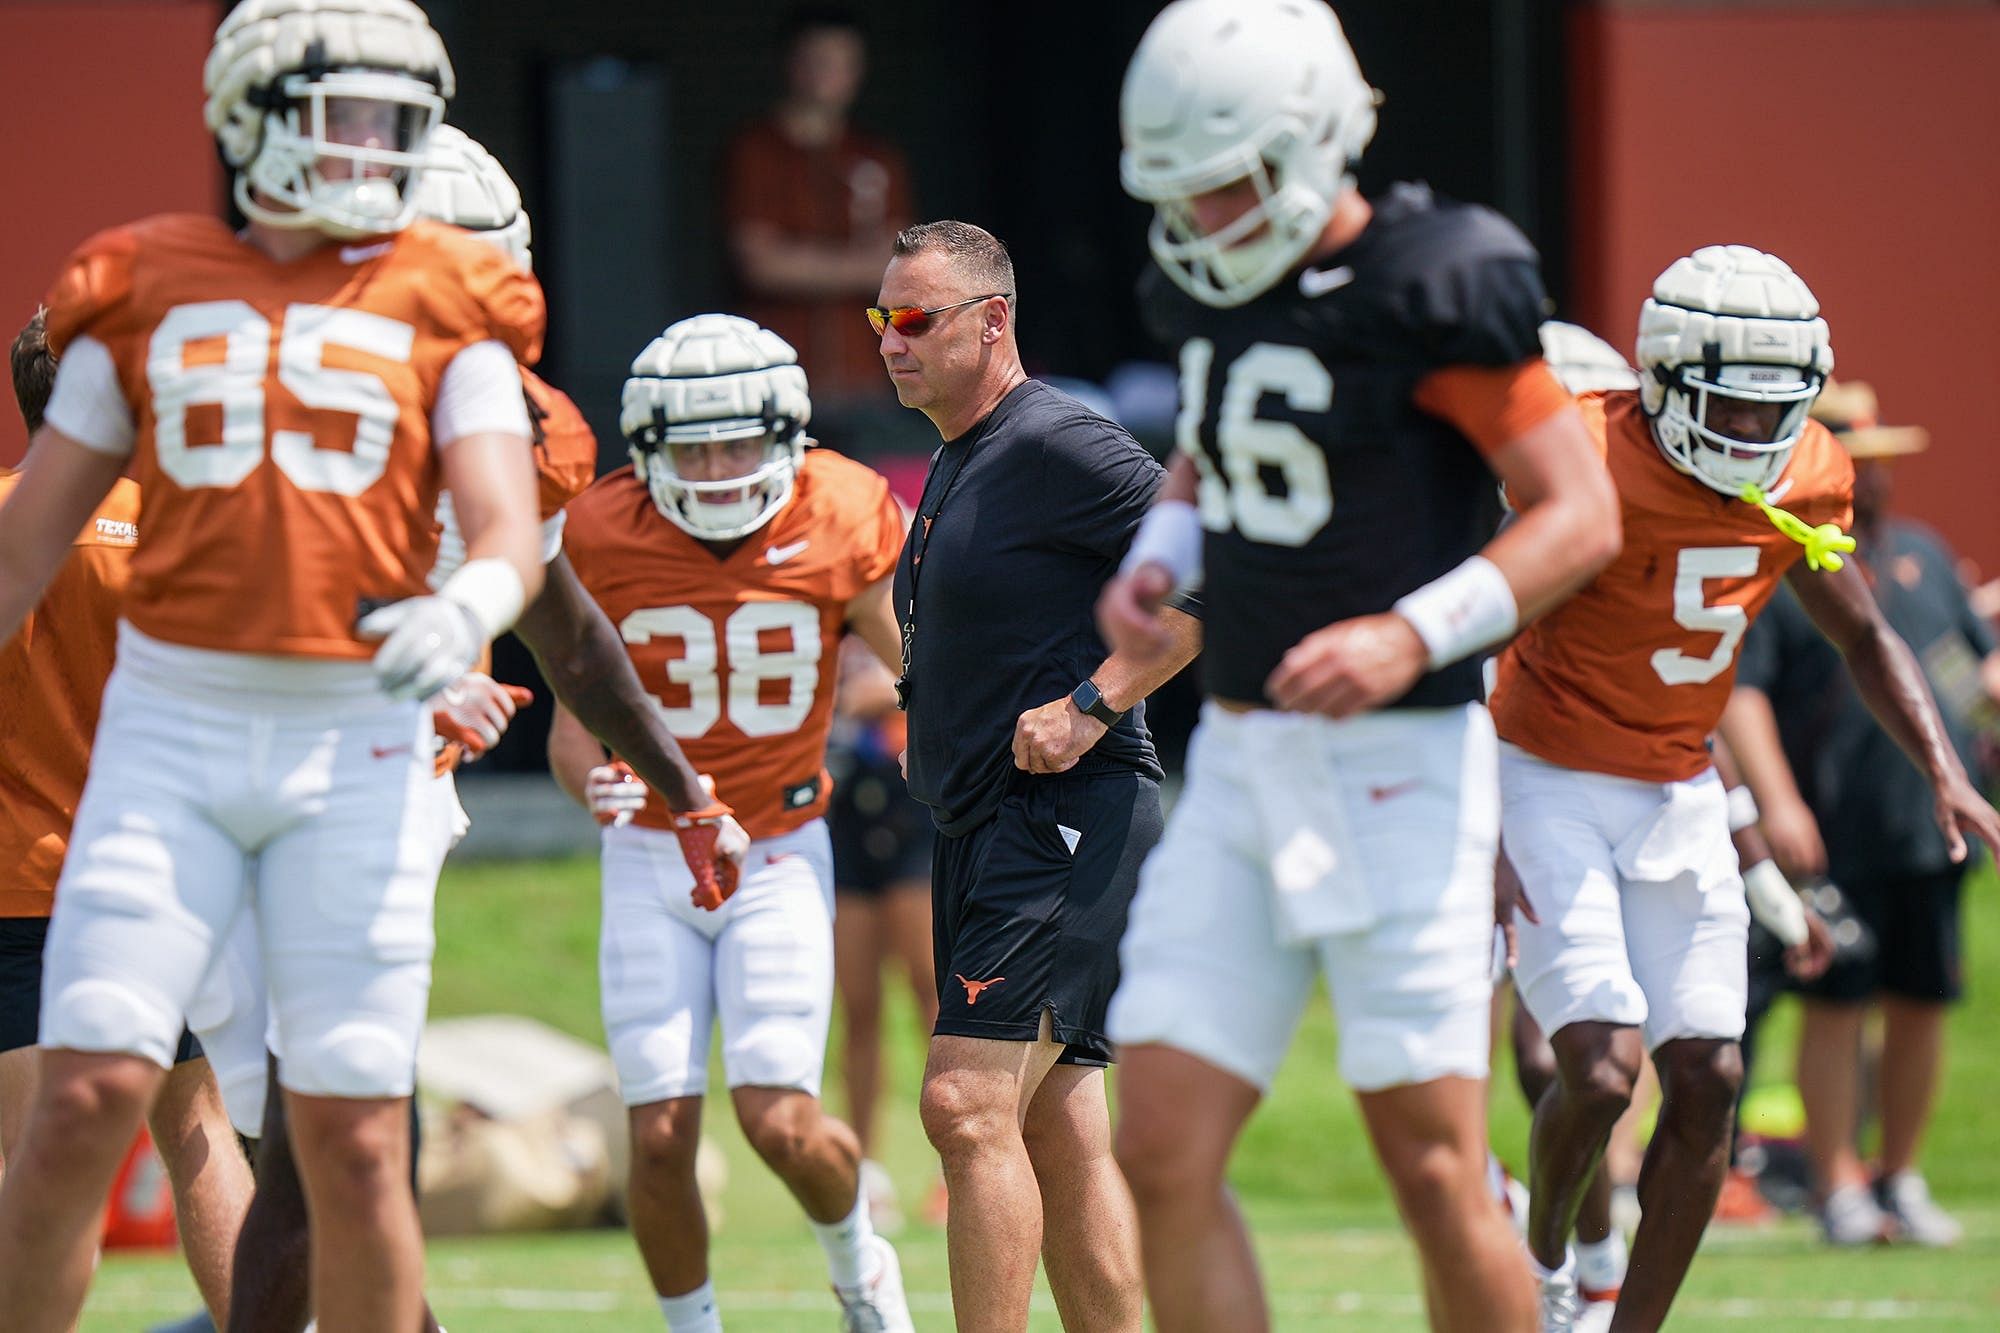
[1810,379,1929,459]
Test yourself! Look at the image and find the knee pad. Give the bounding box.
[279,1018,417,1099]
[42,978,178,1069]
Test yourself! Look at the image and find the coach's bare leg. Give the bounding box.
[1026,1062,1141,1332]
[1113,1044,1265,1333]
[1795,999,1869,1196]
[1527,1021,1643,1269]
[1513,1003,1614,1242]
[1362,1075,1536,1333]
[1610,1038,1742,1332]
[627,1096,712,1300]
[0,1049,163,1330]
[285,1090,424,1333]
[920,1015,1066,1332]
[151,1057,254,1324]
[732,1085,864,1220]
[1877,995,1948,1179]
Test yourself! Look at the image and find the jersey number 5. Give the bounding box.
[1177,338,1334,547]
[148,300,414,496]
[1650,546,1761,686]
[621,602,822,738]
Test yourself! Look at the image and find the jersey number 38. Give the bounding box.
[621,601,822,739]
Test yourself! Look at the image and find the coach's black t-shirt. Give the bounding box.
[895,379,1166,835]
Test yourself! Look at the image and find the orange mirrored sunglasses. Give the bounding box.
[865,293,1010,337]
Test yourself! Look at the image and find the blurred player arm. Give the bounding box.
[1100,454,1202,664]
[515,550,707,812]
[1788,558,2000,862]
[1464,392,1622,624]
[0,426,125,643]
[545,699,606,810]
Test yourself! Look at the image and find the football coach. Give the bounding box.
[874,220,1200,1333]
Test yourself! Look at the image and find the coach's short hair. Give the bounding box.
[10,308,55,435]
[892,221,1017,315]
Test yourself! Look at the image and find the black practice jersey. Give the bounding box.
[1141,182,1548,707]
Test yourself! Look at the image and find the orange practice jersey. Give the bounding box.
[524,367,596,519]
[0,476,141,915]
[564,450,904,839]
[1490,391,1853,782]
[42,214,544,659]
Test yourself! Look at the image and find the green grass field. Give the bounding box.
[83,856,2000,1329]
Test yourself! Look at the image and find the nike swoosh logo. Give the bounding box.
[371,743,413,760]
[1299,265,1356,298]
[341,241,394,265]
[765,539,810,565]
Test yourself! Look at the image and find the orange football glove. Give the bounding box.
[431,673,535,761]
[670,775,750,911]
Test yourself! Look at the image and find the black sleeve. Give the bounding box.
[1039,414,1167,561]
[1416,254,1550,367]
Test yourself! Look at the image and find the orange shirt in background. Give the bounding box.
[723,119,912,399]
[0,475,141,916]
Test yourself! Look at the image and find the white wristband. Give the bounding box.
[1743,859,1808,947]
[439,556,527,641]
[1120,499,1203,589]
[1391,555,1520,670]
[1726,784,1760,833]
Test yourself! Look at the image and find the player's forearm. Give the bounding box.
[1483,474,1621,624]
[1844,622,1969,791]
[545,706,601,810]
[517,567,706,812]
[0,429,125,644]
[1096,606,1202,712]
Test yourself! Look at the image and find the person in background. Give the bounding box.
[724,5,913,448]
[1722,380,1998,1249]
[826,634,940,1234]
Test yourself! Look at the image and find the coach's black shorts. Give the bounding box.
[1,917,203,1061]
[830,752,935,896]
[931,769,1163,1065]
[1794,866,1964,1004]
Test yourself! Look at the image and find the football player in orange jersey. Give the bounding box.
[0,3,551,1327]
[547,314,915,1332]
[1488,246,2000,1331]
[199,124,742,1333]
[0,311,257,1330]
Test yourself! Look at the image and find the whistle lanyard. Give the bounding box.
[897,437,978,707]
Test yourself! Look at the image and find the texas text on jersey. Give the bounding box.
[1139,182,1572,707]
[0,476,140,916]
[41,212,544,659]
[563,448,903,838]
[1490,390,1854,782]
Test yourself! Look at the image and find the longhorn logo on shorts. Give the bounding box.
[956,974,1005,1005]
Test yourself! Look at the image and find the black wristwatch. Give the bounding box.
[1070,678,1126,727]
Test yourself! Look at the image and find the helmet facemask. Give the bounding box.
[629,411,806,542]
[1652,361,1823,495]
[237,69,445,238]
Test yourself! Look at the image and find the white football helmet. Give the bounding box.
[205,0,455,239]
[412,125,532,271]
[621,316,810,541]
[1538,320,1640,395]
[1637,245,1833,496]
[1120,0,1378,308]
